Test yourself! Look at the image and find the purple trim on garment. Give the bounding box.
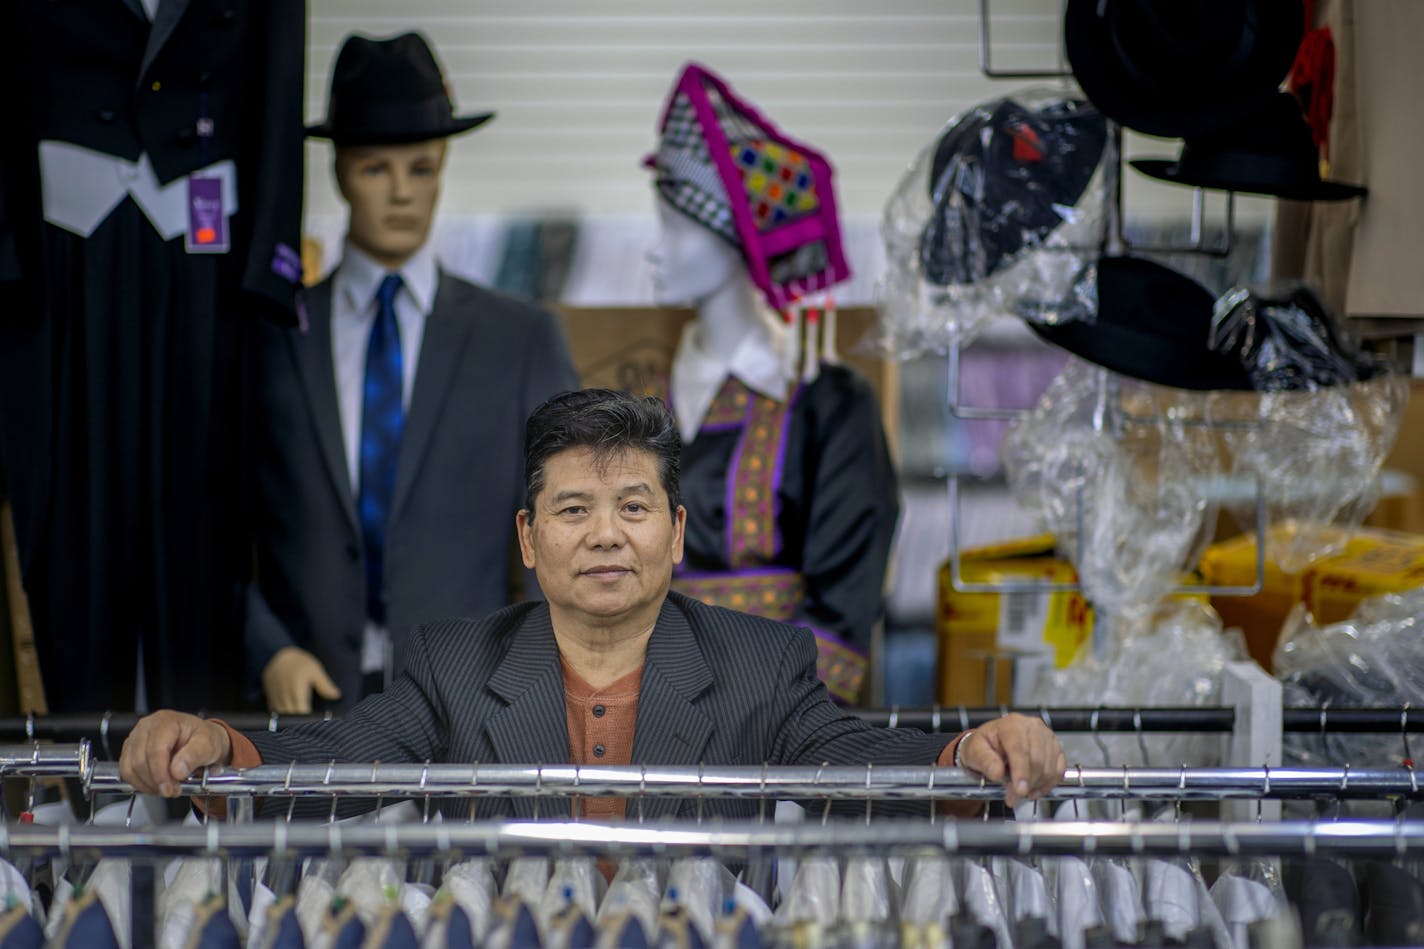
[769,381,802,556]
[721,388,755,560]
[271,242,302,284]
[698,420,742,434]
[675,565,799,581]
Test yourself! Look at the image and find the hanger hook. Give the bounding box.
[324,760,338,823]
[420,761,432,824]
[1402,705,1414,769]
[758,763,770,824]
[888,705,899,730]
[864,762,874,825]
[268,711,279,734]
[926,760,937,826]
[1091,707,1111,767]
[370,761,384,821]
[958,706,970,733]
[1134,709,1151,767]
[99,711,114,762]
[637,764,647,825]
[931,704,942,734]
[284,762,297,825]
[467,760,480,824]
[125,791,139,829]
[1073,764,1085,820]
[695,762,705,826]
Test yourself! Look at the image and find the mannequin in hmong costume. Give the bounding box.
[643,63,899,703]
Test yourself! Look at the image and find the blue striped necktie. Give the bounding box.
[357,273,405,624]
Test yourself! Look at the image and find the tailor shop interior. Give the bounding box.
[3,2,1424,948]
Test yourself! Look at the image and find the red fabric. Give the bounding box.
[1290,25,1336,158]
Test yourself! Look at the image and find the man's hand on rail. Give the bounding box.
[119,711,233,798]
[957,713,1066,808]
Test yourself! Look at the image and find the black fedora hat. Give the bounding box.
[308,32,494,145]
[1131,92,1367,201]
[1024,256,1256,391]
[919,94,1108,286]
[1064,0,1303,140]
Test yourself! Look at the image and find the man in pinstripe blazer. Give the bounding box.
[120,389,1065,818]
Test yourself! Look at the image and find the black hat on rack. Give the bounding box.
[308,32,495,145]
[1063,0,1303,139]
[919,95,1108,286]
[1023,256,1257,391]
[1131,92,1367,201]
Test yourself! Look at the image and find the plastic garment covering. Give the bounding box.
[665,859,734,943]
[1144,856,1201,942]
[839,858,893,923]
[1281,857,1361,947]
[538,860,604,934]
[158,858,221,949]
[595,859,660,939]
[876,89,1110,358]
[364,904,419,949]
[1029,600,1245,768]
[1003,358,1220,618]
[433,859,496,942]
[0,863,35,941]
[294,858,343,946]
[1000,856,1054,928]
[594,912,650,949]
[772,857,838,925]
[309,899,364,949]
[898,856,957,925]
[185,895,242,949]
[543,900,596,949]
[1046,857,1101,949]
[249,894,303,949]
[1091,859,1143,945]
[1208,862,1287,949]
[959,858,1013,949]
[714,903,763,949]
[655,904,707,949]
[485,897,543,949]
[1275,588,1424,766]
[503,858,551,909]
[421,897,477,949]
[1205,284,1406,571]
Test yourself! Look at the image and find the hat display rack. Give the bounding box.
[936,1,1316,659]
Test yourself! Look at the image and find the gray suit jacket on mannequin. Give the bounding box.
[249,592,953,821]
[244,271,579,708]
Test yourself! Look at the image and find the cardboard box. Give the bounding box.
[1199,526,1424,668]
[935,535,1094,706]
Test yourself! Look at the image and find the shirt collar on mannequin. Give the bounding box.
[670,309,793,443]
[337,237,439,317]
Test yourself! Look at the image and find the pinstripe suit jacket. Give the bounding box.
[249,592,952,821]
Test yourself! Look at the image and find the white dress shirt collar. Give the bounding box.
[670,315,795,443]
[336,239,438,318]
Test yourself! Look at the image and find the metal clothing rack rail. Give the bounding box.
[83,763,1424,802]
[0,743,89,777]
[5,707,1424,748]
[3,819,1424,860]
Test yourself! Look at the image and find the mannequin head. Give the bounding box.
[334,139,448,270]
[649,197,746,306]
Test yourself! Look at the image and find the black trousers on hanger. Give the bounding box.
[0,200,251,713]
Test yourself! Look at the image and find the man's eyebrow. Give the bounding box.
[548,490,594,505]
[619,482,654,496]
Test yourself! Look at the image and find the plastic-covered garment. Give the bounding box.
[185,895,242,949]
[434,859,496,942]
[595,859,660,938]
[309,899,364,949]
[1143,858,1200,942]
[158,858,222,949]
[1003,358,1220,617]
[332,859,401,928]
[503,858,551,908]
[87,858,134,949]
[1208,862,1287,949]
[1275,589,1424,766]
[960,858,1013,949]
[665,860,734,943]
[772,857,839,925]
[999,857,1053,926]
[250,894,303,949]
[1281,858,1362,947]
[422,897,476,949]
[1362,861,1424,945]
[543,900,596,949]
[715,903,764,949]
[539,861,604,933]
[1090,859,1142,945]
[655,903,708,949]
[594,912,649,949]
[877,89,1110,357]
[898,856,957,925]
[839,858,892,923]
[294,859,343,947]
[0,903,43,949]
[50,889,121,949]
[1030,600,1245,768]
[1046,857,1101,949]
[486,897,543,949]
[897,920,950,949]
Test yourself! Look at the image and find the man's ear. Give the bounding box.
[333,149,354,202]
[515,509,537,570]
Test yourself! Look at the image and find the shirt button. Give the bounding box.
[592,744,606,758]
[592,705,605,718]
[150,81,161,92]
[96,109,116,123]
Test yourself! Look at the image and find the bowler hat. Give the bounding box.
[1025,256,1257,391]
[308,32,494,145]
[1131,92,1366,201]
[1064,0,1302,139]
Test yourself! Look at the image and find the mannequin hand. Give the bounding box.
[957,713,1066,807]
[119,711,232,797]
[262,647,342,714]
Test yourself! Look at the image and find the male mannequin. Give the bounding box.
[247,33,578,712]
[645,65,899,703]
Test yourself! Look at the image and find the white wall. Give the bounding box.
[303,0,1272,301]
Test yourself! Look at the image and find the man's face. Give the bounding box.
[334,139,447,268]
[517,446,685,630]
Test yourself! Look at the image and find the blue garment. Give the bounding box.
[54,892,120,949]
[324,901,366,949]
[366,906,419,949]
[0,904,42,949]
[258,896,305,949]
[357,273,405,624]
[602,915,650,948]
[433,903,476,949]
[187,897,241,949]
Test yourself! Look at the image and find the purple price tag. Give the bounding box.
[186,175,229,254]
